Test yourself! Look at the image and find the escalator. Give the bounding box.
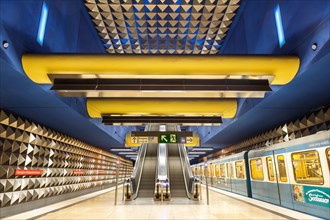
[127,125,198,201]
[137,143,158,198]
[168,143,187,197]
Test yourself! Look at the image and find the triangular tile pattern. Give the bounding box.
[0,109,133,207]
[85,0,240,54]
[210,107,330,158]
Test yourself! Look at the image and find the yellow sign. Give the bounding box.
[125,134,158,147]
[184,133,200,147]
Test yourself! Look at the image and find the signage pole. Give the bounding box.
[114,161,119,205]
[200,174,202,200]
[122,165,127,201]
[205,169,210,205]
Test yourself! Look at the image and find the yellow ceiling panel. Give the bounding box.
[22,55,300,85]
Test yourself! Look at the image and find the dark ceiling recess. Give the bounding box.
[51,78,271,98]
[102,115,222,126]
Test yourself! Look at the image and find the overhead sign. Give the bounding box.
[159,134,178,143]
[131,136,148,144]
[184,133,200,147]
[125,132,198,146]
[186,136,194,144]
[126,134,159,147]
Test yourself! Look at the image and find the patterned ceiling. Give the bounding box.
[85,0,240,54]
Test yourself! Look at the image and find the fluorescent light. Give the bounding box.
[111,149,133,151]
[37,2,49,46]
[193,148,213,151]
[159,125,166,131]
[274,4,285,47]
[188,152,206,155]
[119,152,137,155]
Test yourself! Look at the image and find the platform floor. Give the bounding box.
[4,185,320,220]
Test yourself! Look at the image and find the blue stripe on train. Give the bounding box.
[232,179,248,196]
[293,198,330,219]
[212,178,249,197]
[251,181,294,208]
[251,181,280,205]
[251,181,330,219]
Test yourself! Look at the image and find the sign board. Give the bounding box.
[15,169,43,176]
[73,170,85,175]
[292,185,330,208]
[130,136,148,144]
[126,134,158,147]
[180,137,186,143]
[184,133,200,147]
[126,132,198,146]
[186,136,194,144]
[148,136,158,144]
[159,134,178,143]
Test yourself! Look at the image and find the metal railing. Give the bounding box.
[154,142,170,201]
[125,126,150,200]
[176,126,200,200]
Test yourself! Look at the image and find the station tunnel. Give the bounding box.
[0,0,329,219]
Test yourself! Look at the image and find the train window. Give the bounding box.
[206,165,211,177]
[220,164,226,177]
[210,164,215,177]
[266,157,275,181]
[229,163,235,178]
[277,155,287,182]
[291,150,324,185]
[215,164,220,177]
[200,165,204,176]
[235,160,245,179]
[250,158,264,180]
[327,148,330,171]
[226,163,229,178]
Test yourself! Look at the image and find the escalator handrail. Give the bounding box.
[155,127,170,195]
[176,126,194,199]
[130,126,150,199]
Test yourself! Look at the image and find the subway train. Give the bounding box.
[191,130,330,219]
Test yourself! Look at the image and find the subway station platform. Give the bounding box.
[3,185,320,220]
[1,1,330,219]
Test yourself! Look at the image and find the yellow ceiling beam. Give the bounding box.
[86,99,237,118]
[22,55,300,85]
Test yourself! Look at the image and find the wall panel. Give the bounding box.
[0,109,132,209]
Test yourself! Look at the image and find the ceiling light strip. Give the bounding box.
[51,78,271,91]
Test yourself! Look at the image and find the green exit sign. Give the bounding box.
[159,134,178,143]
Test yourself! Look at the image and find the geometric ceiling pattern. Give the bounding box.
[85,0,240,54]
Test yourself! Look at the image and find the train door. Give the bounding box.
[274,149,294,209]
[269,152,281,205]
[210,163,215,186]
[227,162,234,192]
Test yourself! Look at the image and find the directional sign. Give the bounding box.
[126,134,159,147]
[180,137,186,143]
[126,132,195,146]
[148,136,158,144]
[184,134,200,147]
[160,134,169,143]
[159,134,178,143]
[170,134,177,143]
[186,136,194,144]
